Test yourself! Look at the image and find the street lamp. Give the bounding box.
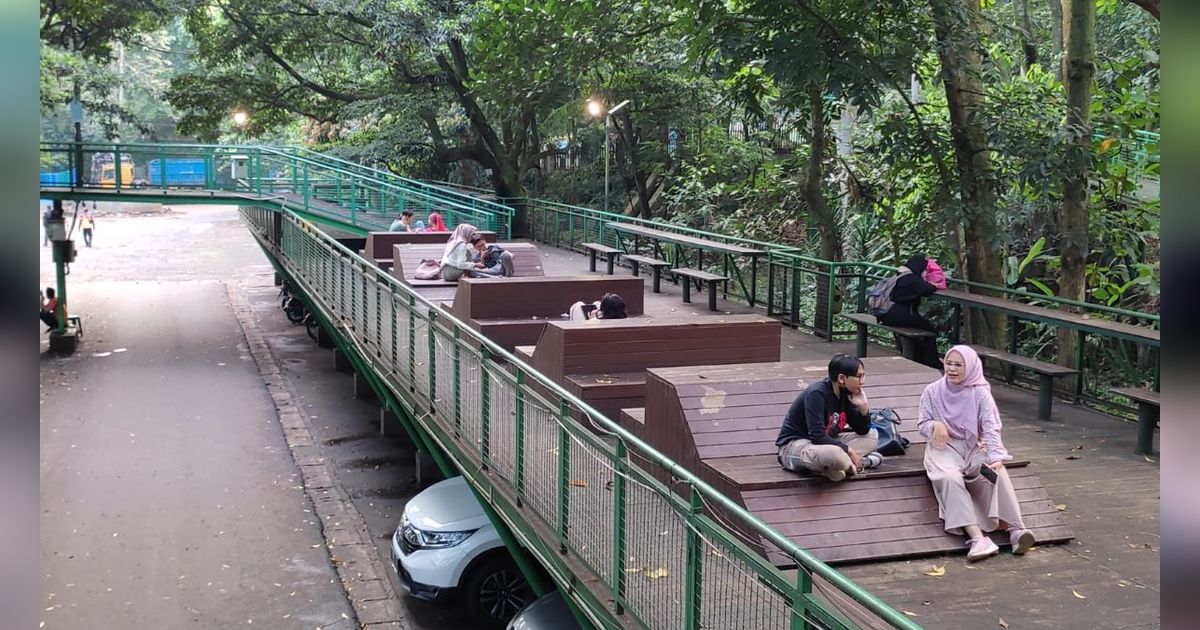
[232,110,249,128]
[586,98,630,214]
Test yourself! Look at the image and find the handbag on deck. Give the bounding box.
[870,407,910,456]
[414,259,443,280]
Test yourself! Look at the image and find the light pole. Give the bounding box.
[586,98,630,214]
[232,110,249,142]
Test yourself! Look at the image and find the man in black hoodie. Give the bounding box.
[777,354,880,481]
[878,255,941,368]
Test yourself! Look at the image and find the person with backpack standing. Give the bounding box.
[869,255,940,368]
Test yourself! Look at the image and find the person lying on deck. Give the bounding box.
[568,293,627,321]
[776,354,882,481]
[467,234,514,278]
[919,345,1035,561]
[439,224,480,281]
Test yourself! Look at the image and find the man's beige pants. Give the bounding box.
[778,429,879,481]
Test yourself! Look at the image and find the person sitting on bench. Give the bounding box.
[389,210,424,232]
[467,234,514,278]
[439,224,480,281]
[40,287,61,333]
[425,212,449,232]
[569,293,628,322]
[920,345,1035,561]
[776,354,882,481]
[878,255,941,368]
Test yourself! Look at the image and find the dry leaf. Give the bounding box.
[569,479,588,488]
[1072,589,1087,599]
[1070,443,1084,451]
[1144,456,1156,463]
[922,566,946,577]
[1055,503,1067,511]
[1065,455,1082,460]
[644,567,668,579]
[594,377,615,384]
[902,610,920,617]
[999,617,1009,628]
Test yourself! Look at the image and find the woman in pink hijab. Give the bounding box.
[919,345,1034,561]
[425,212,449,232]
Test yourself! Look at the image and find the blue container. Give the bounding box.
[148,158,208,186]
[39,169,74,185]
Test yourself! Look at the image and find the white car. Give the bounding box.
[392,476,537,626]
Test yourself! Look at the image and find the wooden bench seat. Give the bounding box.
[391,242,543,289]
[623,254,671,293]
[972,346,1079,421]
[842,312,935,361]
[635,357,1074,565]
[523,316,782,425]
[447,276,645,351]
[1111,387,1160,454]
[581,242,621,275]
[365,230,495,259]
[671,268,728,311]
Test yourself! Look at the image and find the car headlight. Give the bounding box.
[413,529,475,549]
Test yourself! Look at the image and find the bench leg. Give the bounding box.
[587,250,597,273]
[706,280,718,311]
[1136,403,1158,455]
[651,267,662,293]
[681,278,692,303]
[855,324,868,358]
[605,252,616,275]
[630,260,640,277]
[1037,374,1054,421]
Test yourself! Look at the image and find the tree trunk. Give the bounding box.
[1056,0,1095,383]
[1020,0,1038,71]
[612,111,653,218]
[806,85,843,338]
[1050,0,1064,80]
[930,0,1006,346]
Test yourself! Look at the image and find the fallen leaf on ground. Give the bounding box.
[999,617,1009,628]
[643,567,668,579]
[1065,455,1082,460]
[1144,456,1156,463]
[1033,428,1047,433]
[1055,503,1067,511]
[1072,589,1087,599]
[1070,443,1084,451]
[901,610,919,617]
[569,479,588,488]
[922,566,946,577]
[922,601,932,606]
[594,377,614,384]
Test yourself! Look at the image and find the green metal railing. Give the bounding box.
[38,142,513,237]
[1094,128,1159,178]
[242,205,921,630]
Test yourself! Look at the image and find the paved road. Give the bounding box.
[37,204,447,628]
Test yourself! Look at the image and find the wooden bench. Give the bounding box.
[637,358,1074,565]
[623,254,671,293]
[391,242,543,287]
[446,276,645,351]
[1111,387,1160,454]
[972,346,1079,421]
[671,268,728,311]
[842,312,935,361]
[524,316,781,423]
[581,242,621,275]
[365,230,495,260]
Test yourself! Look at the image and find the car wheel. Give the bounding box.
[464,555,535,627]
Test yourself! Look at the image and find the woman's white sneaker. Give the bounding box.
[967,536,1000,561]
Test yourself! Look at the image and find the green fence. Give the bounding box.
[242,205,921,630]
[39,142,513,237]
[514,197,1159,417]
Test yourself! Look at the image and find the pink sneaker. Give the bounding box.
[966,536,999,561]
[1009,528,1035,555]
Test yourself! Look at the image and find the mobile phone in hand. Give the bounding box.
[979,465,998,484]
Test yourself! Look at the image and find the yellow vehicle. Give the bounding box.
[91,154,135,188]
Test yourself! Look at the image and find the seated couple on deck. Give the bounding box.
[568,293,628,321]
[439,225,514,281]
[776,349,1037,561]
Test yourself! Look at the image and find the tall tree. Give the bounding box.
[929,0,1006,343]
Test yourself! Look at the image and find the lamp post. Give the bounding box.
[232,110,249,141]
[586,98,630,214]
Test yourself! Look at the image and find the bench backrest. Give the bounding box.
[529,316,781,384]
[365,230,496,259]
[450,276,645,321]
[391,242,544,285]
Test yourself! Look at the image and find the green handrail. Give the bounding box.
[243,206,922,630]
